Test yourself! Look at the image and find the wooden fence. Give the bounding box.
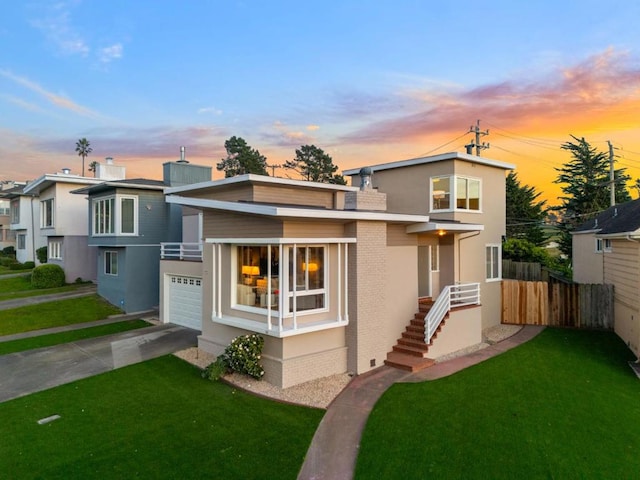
[501,280,614,329]
[502,260,542,281]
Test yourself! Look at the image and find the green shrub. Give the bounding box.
[31,264,65,288]
[2,246,15,256]
[36,246,47,264]
[203,334,265,381]
[23,261,35,269]
[0,257,15,267]
[8,262,26,270]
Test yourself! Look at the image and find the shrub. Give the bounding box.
[36,246,48,264]
[203,334,265,381]
[23,261,35,269]
[31,264,65,288]
[2,246,15,256]
[0,257,16,267]
[8,262,26,270]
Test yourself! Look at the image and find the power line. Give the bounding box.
[415,131,470,157]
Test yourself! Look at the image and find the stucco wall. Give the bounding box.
[425,306,483,358]
[572,233,604,283]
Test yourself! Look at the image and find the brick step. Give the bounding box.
[401,330,425,341]
[406,324,425,334]
[392,344,430,357]
[384,352,435,372]
[410,318,425,327]
[397,337,430,350]
[414,311,427,321]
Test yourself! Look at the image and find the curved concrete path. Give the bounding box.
[298,325,545,480]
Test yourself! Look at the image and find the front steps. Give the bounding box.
[384,298,445,372]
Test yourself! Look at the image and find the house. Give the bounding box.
[0,181,25,253]
[1,184,45,264]
[160,151,514,388]
[23,160,127,282]
[572,199,640,356]
[72,154,211,313]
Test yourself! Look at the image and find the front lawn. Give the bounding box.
[0,275,82,300]
[356,328,640,479]
[0,295,122,336]
[0,355,323,479]
[0,320,151,355]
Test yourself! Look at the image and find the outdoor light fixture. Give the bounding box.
[438,230,446,236]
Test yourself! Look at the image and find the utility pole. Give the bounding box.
[608,140,616,207]
[465,120,490,156]
[267,163,281,176]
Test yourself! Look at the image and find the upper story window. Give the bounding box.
[41,198,54,228]
[431,175,481,212]
[93,195,138,236]
[10,200,19,224]
[596,238,612,253]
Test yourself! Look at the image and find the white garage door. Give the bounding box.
[168,275,202,330]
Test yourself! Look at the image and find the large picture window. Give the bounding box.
[234,244,327,315]
[93,195,138,236]
[431,175,481,212]
[41,198,54,227]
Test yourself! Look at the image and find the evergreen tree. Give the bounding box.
[505,172,548,246]
[284,145,346,185]
[216,136,268,177]
[553,135,631,256]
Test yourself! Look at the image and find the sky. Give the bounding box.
[2,1,640,206]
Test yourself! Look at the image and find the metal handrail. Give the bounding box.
[160,242,203,261]
[425,282,480,343]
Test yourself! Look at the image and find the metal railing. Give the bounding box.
[160,243,203,261]
[425,282,480,344]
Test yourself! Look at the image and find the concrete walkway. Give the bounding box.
[297,325,545,480]
[0,323,198,403]
[0,284,97,310]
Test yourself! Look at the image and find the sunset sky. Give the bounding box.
[2,1,640,206]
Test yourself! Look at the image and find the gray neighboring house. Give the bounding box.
[73,159,211,314]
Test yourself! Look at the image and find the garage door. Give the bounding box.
[168,275,202,330]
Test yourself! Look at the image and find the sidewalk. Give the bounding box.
[297,325,545,480]
[0,284,97,311]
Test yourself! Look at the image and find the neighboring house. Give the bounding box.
[160,151,514,388]
[572,199,640,356]
[0,181,27,255]
[1,184,44,264]
[72,158,211,314]
[23,161,127,282]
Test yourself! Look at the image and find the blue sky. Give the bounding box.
[2,1,640,203]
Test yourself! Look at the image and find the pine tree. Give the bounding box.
[505,172,548,246]
[216,136,268,177]
[284,145,346,184]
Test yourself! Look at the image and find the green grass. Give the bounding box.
[0,295,122,336]
[0,320,150,355]
[0,266,32,275]
[356,328,640,479]
[0,275,84,300]
[0,355,323,479]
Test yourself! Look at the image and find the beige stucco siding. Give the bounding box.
[189,185,254,202]
[572,233,604,283]
[387,223,417,246]
[283,222,344,237]
[385,246,420,352]
[253,185,335,209]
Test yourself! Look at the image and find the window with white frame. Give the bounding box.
[41,198,54,227]
[17,234,25,250]
[48,240,62,260]
[595,238,613,253]
[93,195,138,236]
[430,245,439,272]
[105,251,118,275]
[431,175,481,212]
[234,244,327,314]
[486,244,501,281]
[603,239,612,252]
[10,200,19,224]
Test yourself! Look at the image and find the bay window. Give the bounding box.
[93,195,138,236]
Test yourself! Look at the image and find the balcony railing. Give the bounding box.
[160,242,202,261]
[425,282,480,344]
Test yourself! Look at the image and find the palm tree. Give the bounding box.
[75,138,92,177]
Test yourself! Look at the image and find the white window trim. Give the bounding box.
[93,195,139,237]
[603,239,612,253]
[41,198,54,228]
[486,243,502,282]
[430,175,482,213]
[105,250,118,276]
[17,234,26,250]
[430,245,440,272]
[595,238,603,253]
[48,240,62,260]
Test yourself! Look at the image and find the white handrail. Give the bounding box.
[160,242,203,260]
[425,282,480,344]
